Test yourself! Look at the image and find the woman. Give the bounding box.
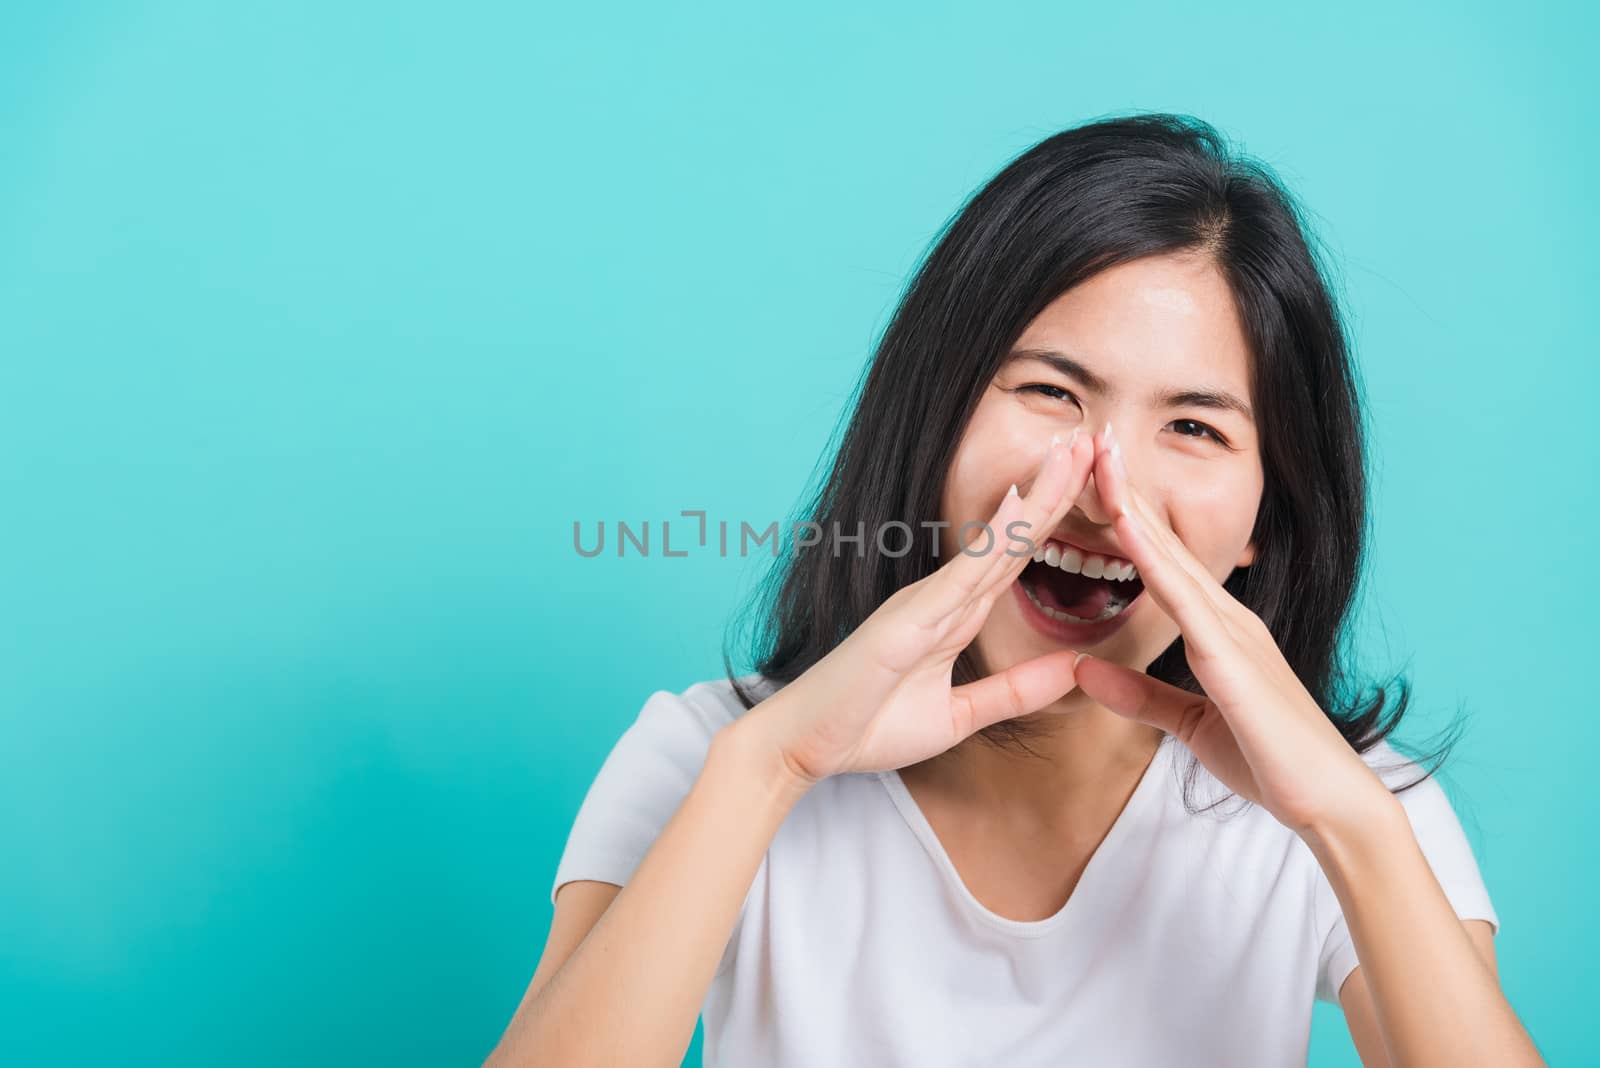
[489,114,1543,1066]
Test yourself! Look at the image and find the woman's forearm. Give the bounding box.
[1300,793,1542,1066]
[488,707,813,1068]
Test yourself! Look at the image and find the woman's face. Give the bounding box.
[940,251,1264,681]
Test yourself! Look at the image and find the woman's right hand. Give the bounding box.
[744,430,1097,787]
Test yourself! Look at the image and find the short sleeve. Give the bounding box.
[1311,743,1500,1004]
[548,678,762,975]
[550,683,740,902]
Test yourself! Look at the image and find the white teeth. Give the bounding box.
[1038,541,1139,583]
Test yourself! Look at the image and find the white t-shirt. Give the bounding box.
[550,674,1500,1067]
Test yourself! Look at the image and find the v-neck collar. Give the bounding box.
[875,735,1175,939]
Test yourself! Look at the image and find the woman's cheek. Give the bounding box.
[947,432,1035,512]
[1168,481,1258,573]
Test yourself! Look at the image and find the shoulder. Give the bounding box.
[607,672,780,775]
[678,672,779,729]
[1355,737,1475,837]
[1319,734,1500,932]
[1169,735,1467,840]
[547,672,783,906]
[640,671,777,742]
[1308,735,1500,1001]
[1356,735,1437,785]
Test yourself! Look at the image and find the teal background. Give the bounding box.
[1,2,1593,1064]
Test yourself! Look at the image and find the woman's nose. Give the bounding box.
[1039,421,1123,525]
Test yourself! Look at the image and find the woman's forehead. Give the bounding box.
[1010,257,1254,397]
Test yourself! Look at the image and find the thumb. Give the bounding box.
[1072,653,1213,736]
[951,649,1081,734]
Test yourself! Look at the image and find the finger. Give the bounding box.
[950,648,1082,734]
[1071,651,1214,740]
[1020,427,1096,559]
[921,426,1091,621]
[1132,496,1237,634]
[1125,481,1231,613]
[1097,427,1224,600]
[976,427,1095,602]
[1093,426,1230,652]
[915,481,1030,621]
[933,428,1082,618]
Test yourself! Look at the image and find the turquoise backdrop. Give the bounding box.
[2,2,1593,1064]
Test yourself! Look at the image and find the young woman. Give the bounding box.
[489,114,1543,1066]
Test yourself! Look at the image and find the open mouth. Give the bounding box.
[1017,540,1145,625]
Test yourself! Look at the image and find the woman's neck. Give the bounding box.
[901,694,1165,829]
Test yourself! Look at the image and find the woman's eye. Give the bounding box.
[1013,387,1228,447]
[1169,418,1227,445]
[1018,383,1078,403]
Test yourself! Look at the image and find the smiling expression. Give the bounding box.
[939,251,1265,681]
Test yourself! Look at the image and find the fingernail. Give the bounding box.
[1103,422,1115,448]
[1073,651,1089,671]
[1007,482,1019,498]
[1111,439,1126,476]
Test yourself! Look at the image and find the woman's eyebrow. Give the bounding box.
[1007,348,1254,424]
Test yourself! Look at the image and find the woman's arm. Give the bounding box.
[487,433,1097,1065]
[1071,427,1542,1065]
[1340,920,1497,1068]
[1302,796,1542,1066]
[483,713,813,1068]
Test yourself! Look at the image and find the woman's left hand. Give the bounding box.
[1071,424,1391,837]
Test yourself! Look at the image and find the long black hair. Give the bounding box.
[721,111,1461,809]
